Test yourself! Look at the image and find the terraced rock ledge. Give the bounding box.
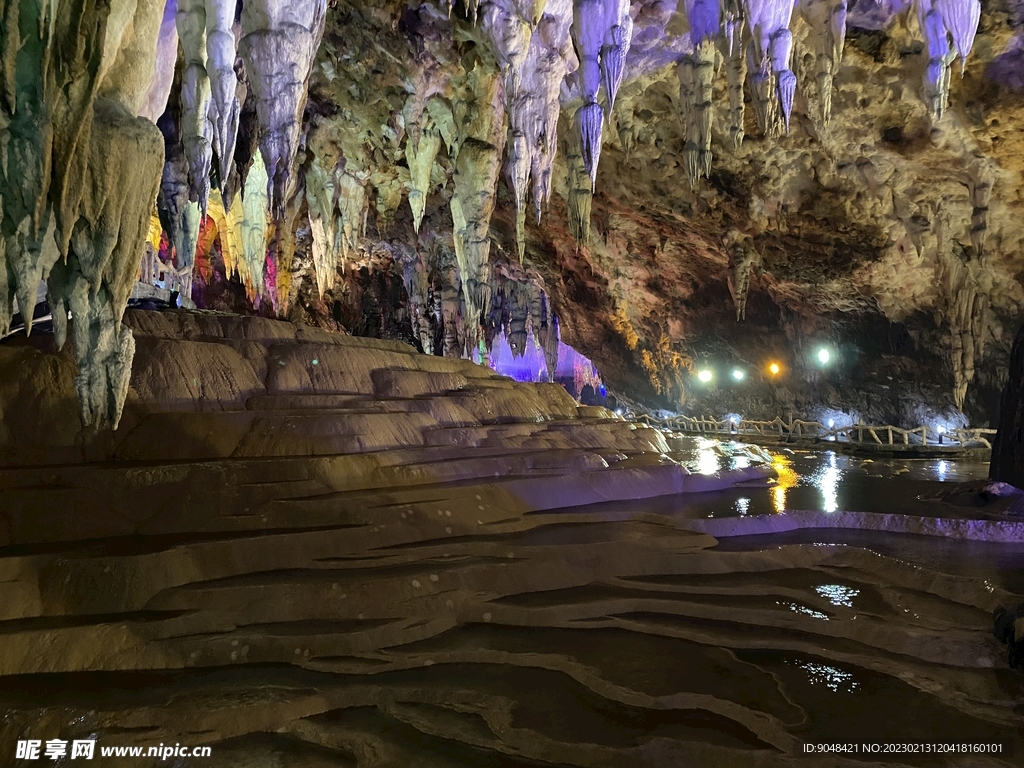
[0,312,1021,767]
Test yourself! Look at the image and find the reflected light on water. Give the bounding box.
[777,601,829,620]
[696,438,721,476]
[812,451,842,513]
[815,584,860,607]
[936,460,949,481]
[770,453,799,512]
[796,661,859,693]
[734,497,750,516]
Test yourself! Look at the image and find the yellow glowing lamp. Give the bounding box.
[768,362,781,376]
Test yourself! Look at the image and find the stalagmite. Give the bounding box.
[743,0,798,134]
[239,0,329,219]
[206,0,241,186]
[678,0,720,185]
[916,0,981,119]
[572,0,632,187]
[798,0,848,123]
[177,0,215,213]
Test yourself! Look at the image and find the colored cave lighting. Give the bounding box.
[488,330,602,394]
[817,348,831,365]
[768,362,781,376]
[731,368,745,381]
[697,369,713,383]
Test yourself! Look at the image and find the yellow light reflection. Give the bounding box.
[770,453,799,512]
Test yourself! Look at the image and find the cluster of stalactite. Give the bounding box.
[394,241,558,376]
[0,0,166,429]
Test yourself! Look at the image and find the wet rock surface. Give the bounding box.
[0,311,1022,766]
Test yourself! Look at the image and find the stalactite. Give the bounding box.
[437,244,462,357]
[743,0,797,135]
[968,158,994,257]
[1,0,165,429]
[798,0,848,124]
[239,151,270,302]
[305,161,338,297]
[177,0,215,213]
[206,0,241,186]
[336,170,369,263]
[565,124,593,246]
[140,0,180,122]
[508,281,530,357]
[721,0,747,150]
[538,311,560,382]
[725,231,760,321]
[937,245,987,410]
[239,0,328,219]
[497,0,574,258]
[916,0,981,119]
[404,110,442,233]
[678,0,720,186]
[402,247,434,354]
[208,190,242,280]
[450,66,505,345]
[572,0,632,188]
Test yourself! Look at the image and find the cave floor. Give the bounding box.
[0,452,1022,767]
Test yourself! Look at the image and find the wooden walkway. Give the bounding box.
[637,414,997,458]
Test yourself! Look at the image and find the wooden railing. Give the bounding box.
[634,414,997,449]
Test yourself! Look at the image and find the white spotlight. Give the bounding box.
[817,348,831,365]
[732,368,745,381]
[697,369,713,383]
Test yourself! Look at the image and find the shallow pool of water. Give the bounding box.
[668,439,993,518]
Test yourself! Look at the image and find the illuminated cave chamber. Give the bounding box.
[2,0,1017,436]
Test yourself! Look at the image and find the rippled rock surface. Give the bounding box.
[0,312,1021,766]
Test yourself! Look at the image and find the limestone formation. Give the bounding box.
[797,0,848,124]
[916,0,981,119]
[1,0,166,429]
[239,0,329,219]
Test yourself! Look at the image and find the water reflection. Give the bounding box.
[936,460,949,481]
[810,451,842,513]
[815,584,860,608]
[795,661,859,693]
[696,438,721,476]
[777,601,830,620]
[731,455,750,470]
[734,497,750,516]
[770,453,799,512]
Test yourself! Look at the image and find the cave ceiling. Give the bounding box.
[298,0,1024,409]
[2,0,1023,424]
